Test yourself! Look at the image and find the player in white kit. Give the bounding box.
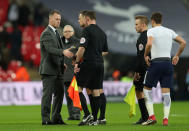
[142,12,186,126]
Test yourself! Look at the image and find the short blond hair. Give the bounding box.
[135,15,149,25]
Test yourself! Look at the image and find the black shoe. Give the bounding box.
[82,114,93,123]
[133,118,146,125]
[42,121,52,125]
[98,118,106,125]
[88,120,98,126]
[52,120,67,125]
[78,114,93,126]
[78,121,87,126]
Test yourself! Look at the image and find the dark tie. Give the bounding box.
[55,30,64,74]
[55,30,63,48]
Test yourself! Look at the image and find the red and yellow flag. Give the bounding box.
[68,76,82,110]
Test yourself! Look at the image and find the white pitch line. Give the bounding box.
[171,114,189,117]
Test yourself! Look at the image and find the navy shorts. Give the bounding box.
[76,62,104,90]
[144,60,173,88]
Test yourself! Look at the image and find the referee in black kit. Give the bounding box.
[74,10,108,126]
[133,15,149,124]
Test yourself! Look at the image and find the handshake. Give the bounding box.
[62,48,74,58]
[63,44,79,58]
[62,47,81,65]
[62,46,82,73]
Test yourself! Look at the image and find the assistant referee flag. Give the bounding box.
[124,85,136,118]
[68,76,82,110]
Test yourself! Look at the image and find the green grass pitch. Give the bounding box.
[0,101,189,131]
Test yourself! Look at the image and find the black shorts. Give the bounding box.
[133,72,145,91]
[76,62,104,90]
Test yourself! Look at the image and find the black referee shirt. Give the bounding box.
[135,30,148,73]
[79,24,108,63]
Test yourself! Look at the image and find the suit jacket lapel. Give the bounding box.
[47,26,61,48]
[60,37,64,48]
[56,30,64,48]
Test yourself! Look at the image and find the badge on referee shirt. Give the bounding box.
[80,37,86,44]
[139,43,144,51]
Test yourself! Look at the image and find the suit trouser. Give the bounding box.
[41,74,64,122]
[64,82,80,118]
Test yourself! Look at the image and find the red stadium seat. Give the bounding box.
[0,67,8,81]
[21,26,35,61]
[21,26,44,66]
[0,0,9,25]
[8,60,21,72]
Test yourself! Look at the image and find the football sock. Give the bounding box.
[143,88,154,116]
[138,98,149,120]
[162,93,171,119]
[92,96,100,121]
[88,94,94,115]
[99,93,106,119]
[79,92,90,116]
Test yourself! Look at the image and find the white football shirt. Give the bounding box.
[147,26,178,59]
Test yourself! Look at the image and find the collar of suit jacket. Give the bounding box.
[48,25,56,34]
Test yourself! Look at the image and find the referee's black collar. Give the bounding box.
[142,30,147,33]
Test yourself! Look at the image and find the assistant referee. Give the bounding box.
[133,15,149,125]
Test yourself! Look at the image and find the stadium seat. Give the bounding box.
[21,26,44,66]
[0,0,9,25]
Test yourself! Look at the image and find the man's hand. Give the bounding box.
[102,52,108,56]
[145,56,151,67]
[71,55,77,66]
[72,59,76,66]
[63,49,74,58]
[64,64,67,72]
[74,63,80,73]
[134,72,140,81]
[172,55,179,65]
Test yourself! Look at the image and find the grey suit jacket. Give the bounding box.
[39,26,64,75]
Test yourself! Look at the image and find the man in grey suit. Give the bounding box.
[39,9,73,125]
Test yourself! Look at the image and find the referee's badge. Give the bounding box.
[80,37,86,44]
[139,43,144,51]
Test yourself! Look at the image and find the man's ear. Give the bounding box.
[86,16,90,22]
[141,23,145,28]
[151,20,155,25]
